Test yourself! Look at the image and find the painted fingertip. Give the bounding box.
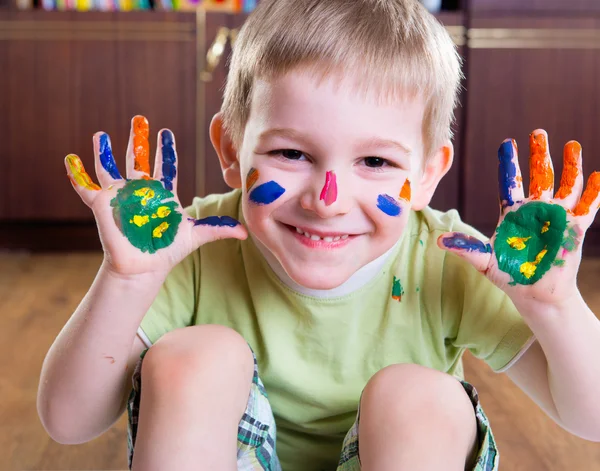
[555,141,581,200]
[133,116,151,175]
[65,154,101,191]
[440,233,492,253]
[160,130,176,192]
[194,216,240,227]
[529,131,553,199]
[498,140,518,207]
[98,133,122,180]
[573,171,600,216]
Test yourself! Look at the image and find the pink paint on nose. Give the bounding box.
[320,171,338,206]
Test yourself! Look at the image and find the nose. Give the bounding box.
[300,170,351,218]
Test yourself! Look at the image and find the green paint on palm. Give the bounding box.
[111,180,182,254]
[495,202,567,285]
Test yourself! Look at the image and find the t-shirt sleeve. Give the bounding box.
[139,207,201,345]
[440,214,534,372]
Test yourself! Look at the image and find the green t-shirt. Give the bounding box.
[140,189,533,471]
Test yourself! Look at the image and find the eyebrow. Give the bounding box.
[257,128,412,156]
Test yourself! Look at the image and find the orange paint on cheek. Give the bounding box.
[399,179,411,201]
[133,116,150,174]
[66,154,100,191]
[573,171,600,216]
[556,141,581,200]
[529,133,554,199]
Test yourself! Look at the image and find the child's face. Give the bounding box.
[213,70,451,289]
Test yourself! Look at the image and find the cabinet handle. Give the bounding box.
[200,26,230,82]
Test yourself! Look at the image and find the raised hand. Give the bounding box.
[437,129,600,306]
[65,116,247,278]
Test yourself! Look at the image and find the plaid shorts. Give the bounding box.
[127,351,498,471]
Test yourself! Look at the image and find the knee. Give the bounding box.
[141,325,254,394]
[361,364,476,438]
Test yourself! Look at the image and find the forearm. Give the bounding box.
[516,292,600,440]
[38,260,166,443]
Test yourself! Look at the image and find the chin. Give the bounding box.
[285,265,354,290]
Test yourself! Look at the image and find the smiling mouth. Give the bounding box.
[281,223,356,243]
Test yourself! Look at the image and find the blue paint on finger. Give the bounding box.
[99,134,122,180]
[161,130,176,191]
[249,181,286,205]
[194,216,240,227]
[498,140,517,207]
[377,194,401,217]
[442,233,492,253]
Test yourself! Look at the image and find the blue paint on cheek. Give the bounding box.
[99,134,122,180]
[377,194,401,217]
[498,140,517,207]
[249,181,286,205]
[442,233,492,253]
[161,130,176,191]
[194,216,240,227]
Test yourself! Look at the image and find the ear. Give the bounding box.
[411,143,454,211]
[210,112,242,189]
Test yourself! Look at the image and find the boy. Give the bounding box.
[38,0,600,470]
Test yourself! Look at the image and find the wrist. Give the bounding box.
[99,259,168,290]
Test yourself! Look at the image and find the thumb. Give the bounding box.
[188,216,249,249]
[437,232,493,273]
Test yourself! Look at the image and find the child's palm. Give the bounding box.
[438,130,600,306]
[66,116,247,277]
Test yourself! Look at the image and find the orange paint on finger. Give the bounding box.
[555,141,581,200]
[65,154,100,191]
[133,116,150,175]
[529,132,554,199]
[573,171,600,216]
[399,179,411,201]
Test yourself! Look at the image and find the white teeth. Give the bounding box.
[294,226,350,241]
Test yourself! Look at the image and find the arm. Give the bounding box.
[439,130,600,441]
[38,116,247,444]
[38,264,160,443]
[505,293,600,441]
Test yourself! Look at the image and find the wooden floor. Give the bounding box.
[3,252,600,471]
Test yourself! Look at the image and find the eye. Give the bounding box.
[364,157,388,168]
[270,149,306,161]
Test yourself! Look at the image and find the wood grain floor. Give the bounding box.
[3,252,600,470]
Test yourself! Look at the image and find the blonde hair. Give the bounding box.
[222,0,462,159]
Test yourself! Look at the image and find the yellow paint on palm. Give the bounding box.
[152,222,170,238]
[541,221,550,233]
[130,215,150,227]
[66,154,101,191]
[507,236,531,250]
[152,206,172,218]
[520,249,548,279]
[133,187,155,206]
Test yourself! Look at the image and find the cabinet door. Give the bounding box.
[1,11,197,221]
[463,17,600,236]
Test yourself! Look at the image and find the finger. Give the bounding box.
[555,141,583,210]
[188,216,248,249]
[154,129,178,194]
[572,172,600,225]
[498,139,524,209]
[437,232,493,273]
[65,154,101,207]
[93,132,123,187]
[126,115,151,180]
[529,130,555,201]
